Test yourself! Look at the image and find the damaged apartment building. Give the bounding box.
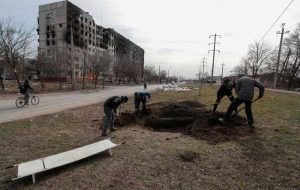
[37,0,144,82]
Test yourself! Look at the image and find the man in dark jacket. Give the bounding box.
[213,78,236,113]
[102,96,128,136]
[134,91,151,114]
[219,76,265,131]
[19,80,34,104]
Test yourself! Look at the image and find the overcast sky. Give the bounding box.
[1,0,299,78]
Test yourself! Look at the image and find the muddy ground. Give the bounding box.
[115,100,250,144]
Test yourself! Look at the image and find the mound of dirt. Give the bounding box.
[122,101,250,144]
[179,151,199,162]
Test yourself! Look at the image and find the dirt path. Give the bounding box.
[0,85,161,124]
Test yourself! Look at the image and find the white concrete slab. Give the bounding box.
[44,139,117,169]
[12,139,118,182]
[17,159,44,178]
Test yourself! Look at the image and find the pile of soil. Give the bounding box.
[123,101,250,144]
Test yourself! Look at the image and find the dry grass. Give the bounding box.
[0,85,299,190]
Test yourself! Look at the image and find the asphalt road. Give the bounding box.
[0,85,161,124]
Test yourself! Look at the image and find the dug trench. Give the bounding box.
[114,100,251,144]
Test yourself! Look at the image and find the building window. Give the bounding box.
[59,23,63,27]
[47,40,50,46]
[85,18,87,23]
[52,40,55,45]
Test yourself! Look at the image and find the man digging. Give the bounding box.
[134,91,151,114]
[219,75,265,132]
[213,78,236,113]
[102,96,128,136]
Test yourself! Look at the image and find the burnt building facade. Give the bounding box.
[38,0,144,81]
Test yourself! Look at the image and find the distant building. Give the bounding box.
[206,76,222,84]
[37,0,144,82]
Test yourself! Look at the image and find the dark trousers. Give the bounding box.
[103,106,114,134]
[134,96,146,113]
[21,92,29,103]
[224,98,253,126]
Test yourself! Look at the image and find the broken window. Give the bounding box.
[52,40,55,45]
[59,23,62,27]
[47,40,50,46]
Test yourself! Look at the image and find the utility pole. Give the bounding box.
[198,67,201,95]
[158,65,161,84]
[273,23,289,89]
[208,34,221,85]
[221,62,225,80]
[167,69,169,84]
[201,58,207,82]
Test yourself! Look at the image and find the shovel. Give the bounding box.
[232,98,259,116]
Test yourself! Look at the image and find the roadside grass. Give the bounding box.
[0,85,299,189]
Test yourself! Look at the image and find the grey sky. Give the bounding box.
[1,0,299,78]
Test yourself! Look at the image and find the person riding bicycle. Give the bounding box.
[19,80,34,104]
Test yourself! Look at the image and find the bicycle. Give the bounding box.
[16,93,40,108]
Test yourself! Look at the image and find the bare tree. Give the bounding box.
[0,60,5,90]
[90,50,112,88]
[143,65,158,83]
[231,62,247,75]
[100,51,113,88]
[35,52,48,91]
[0,18,34,85]
[55,49,67,90]
[241,41,272,78]
[284,24,300,89]
[113,54,130,84]
[160,70,167,83]
[80,49,90,89]
[0,49,5,90]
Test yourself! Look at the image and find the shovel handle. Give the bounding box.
[233,98,259,115]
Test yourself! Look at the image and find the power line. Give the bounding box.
[259,0,295,42]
